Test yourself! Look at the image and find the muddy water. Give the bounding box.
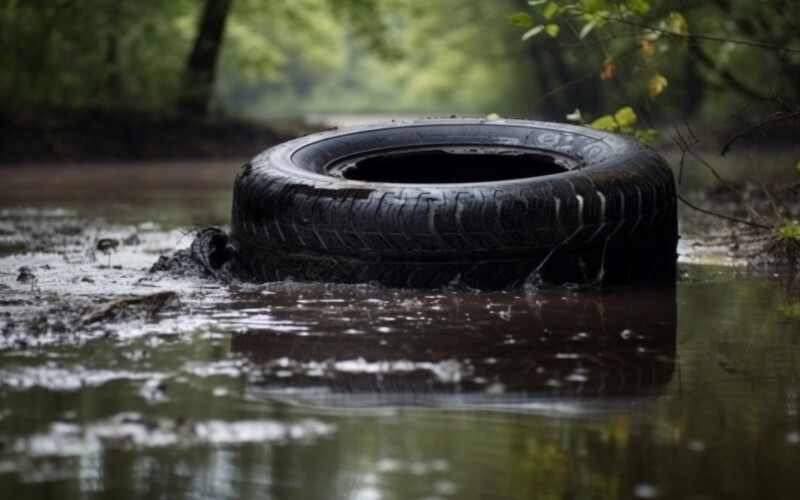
[1,162,800,499]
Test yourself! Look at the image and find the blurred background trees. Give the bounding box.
[0,0,797,126]
[0,0,531,117]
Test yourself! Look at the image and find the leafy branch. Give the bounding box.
[599,15,800,54]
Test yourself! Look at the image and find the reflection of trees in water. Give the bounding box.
[777,275,800,332]
[232,286,676,402]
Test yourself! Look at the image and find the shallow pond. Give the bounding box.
[1,161,799,499]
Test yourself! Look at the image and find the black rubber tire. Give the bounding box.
[231,119,677,289]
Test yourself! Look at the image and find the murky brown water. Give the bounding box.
[1,162,799,499]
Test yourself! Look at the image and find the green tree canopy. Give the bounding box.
[2,0,797,123]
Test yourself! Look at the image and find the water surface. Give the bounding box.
[1,161,799,499]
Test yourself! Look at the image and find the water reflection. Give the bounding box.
[232,286,676,407]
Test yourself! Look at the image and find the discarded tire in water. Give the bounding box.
[231,119,677,289]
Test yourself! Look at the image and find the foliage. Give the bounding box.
[0,0,414,114]
[778,222,800,243]
[509,0,800,125]
[0,0,534,116]
[566,106,656,142]
[2,0,800,133]
[0,0,192,110]
[777,301,800,319]
[510,0,800,241]
[238,0,535,117]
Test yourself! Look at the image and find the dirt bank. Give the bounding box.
[0,107,322,163]
[678,184,800,272]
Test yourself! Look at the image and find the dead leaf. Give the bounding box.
[600,57,617,80]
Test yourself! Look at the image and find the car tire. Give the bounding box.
[231,119,677,289]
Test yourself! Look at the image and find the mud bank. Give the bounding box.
[678,185,800,272]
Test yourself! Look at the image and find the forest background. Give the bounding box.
[3,0,798,124]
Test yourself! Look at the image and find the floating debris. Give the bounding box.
[95,238,119,254]
[16,266,35,283]
[150,227,238,280]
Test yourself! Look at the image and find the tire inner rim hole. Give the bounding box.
[329,147,572,184]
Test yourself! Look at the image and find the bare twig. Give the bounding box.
[556,31,640,48]
[746,148,782,221]
[768,0,800,40]
[688,44,765,101]
[531,44,640,111]
[678,195,772,230]
[670,121,773,227]
[686,147,771,226]
[601,15,800,54]
[670,123,692,185]
[683,119,700,144]
[720,109,800,156]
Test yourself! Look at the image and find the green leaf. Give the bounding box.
[578,20,596,39]
[648,74,668,98]
[778,222,800,242]
[522,25,545,40]
[582,11,607,29]
[795,155,800,171]
[665,11,689,35]
[778,301,800,319]
[581,0,605,15]
[566,108,583,123]
[628,0,650,14]
[590,115,617,131]
[543,2,559,20]
[614,106,637,127]
[545,23,560,37]
[507,12,534,28]
[528,0,547,5]
[634,129,657,143]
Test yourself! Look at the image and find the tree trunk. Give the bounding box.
[103,34,123,106]
[681,51,704,118]
[177,0,233,116]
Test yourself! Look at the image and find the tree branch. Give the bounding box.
[601,15,800,54]
[687,44,765,101]
[530,44,640,112]
[768,0,800,40]
[678,195,772,230]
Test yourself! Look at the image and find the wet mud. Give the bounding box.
[0,213,193,343]
[150,226,239,280]
[678,182,800,271]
